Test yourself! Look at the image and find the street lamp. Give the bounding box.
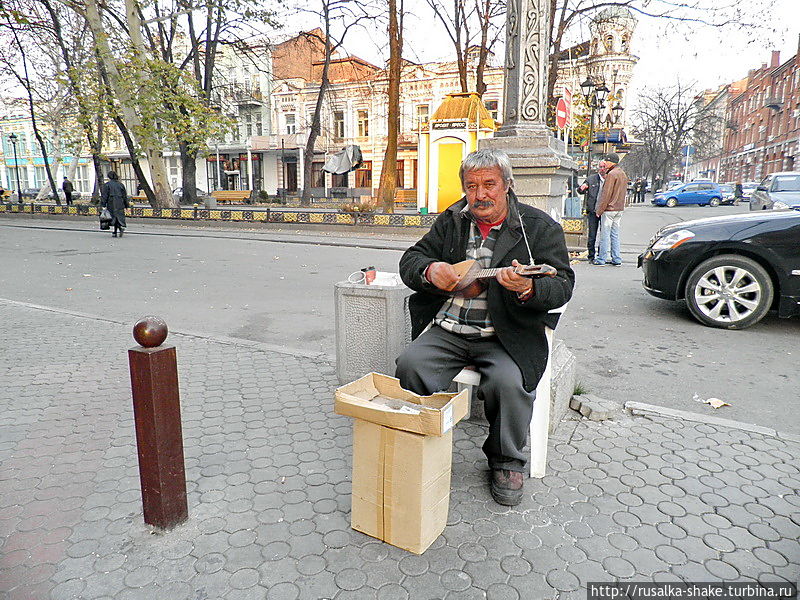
[580,78,609,177]
[8,133,22,204]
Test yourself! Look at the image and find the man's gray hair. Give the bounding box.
[459,149,514,189]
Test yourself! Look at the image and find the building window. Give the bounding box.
[285,113,296,135]
[416,104,429,127]
[332,172,348,187]
[333,111,345,138]
[412,159,418,189]
[75,165,89,192]
[396,160,405,188]
[484,99,499,121]
[311,161,325,188]
[34,166,47,187]
[355,161,372,188]
[357,110,369,137]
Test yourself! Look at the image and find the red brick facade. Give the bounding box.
[720,45,800,183]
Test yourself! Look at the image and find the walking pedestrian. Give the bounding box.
[637,178,646,203]
[733,181,744,206]
[577,163,607,262]
[62,177,74,206]
[101,171,130,238]
[593,153,629,266]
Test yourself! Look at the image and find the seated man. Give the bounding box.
[395,149,574,506]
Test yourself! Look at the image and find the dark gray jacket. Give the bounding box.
[581,173,602,213]
[399,191,575,392]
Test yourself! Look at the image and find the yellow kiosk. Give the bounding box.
[417,92,498,214]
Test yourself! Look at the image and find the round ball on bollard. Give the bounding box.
[133,316,169,348]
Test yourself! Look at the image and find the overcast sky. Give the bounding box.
[330,0,799,102]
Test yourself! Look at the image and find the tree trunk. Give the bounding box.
[376,0,403,212]
[85,0,176,208]
[301,2,332,207]
[179,141,198,204]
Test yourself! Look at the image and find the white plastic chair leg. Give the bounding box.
[530,326,554,478]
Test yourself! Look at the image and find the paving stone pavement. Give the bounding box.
[1,301,799,600]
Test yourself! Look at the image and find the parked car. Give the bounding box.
[718,183,736,204]
[664,180,683,191]
[652,181,723,207]
[741,181,759,199]
[638,208,800,329]
[749,172,800,211]
[171,187,209,204]
[20,187,42,199]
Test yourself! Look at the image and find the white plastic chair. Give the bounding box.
[453,302,569,478]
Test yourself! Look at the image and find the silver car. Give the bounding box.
[749,172,800,210]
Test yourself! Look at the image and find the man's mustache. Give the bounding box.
[473,200,494,208]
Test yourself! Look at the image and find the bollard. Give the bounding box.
[128,316,188,530]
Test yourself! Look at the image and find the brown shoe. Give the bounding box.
[490,469,524,506]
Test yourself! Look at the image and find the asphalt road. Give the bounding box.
[1,204,797,436]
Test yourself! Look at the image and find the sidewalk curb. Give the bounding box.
[0,298,335,363]
[625,400,800,442]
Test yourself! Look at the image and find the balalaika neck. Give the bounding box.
[475,267,513,279]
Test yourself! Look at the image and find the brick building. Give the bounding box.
[719,42,800,183]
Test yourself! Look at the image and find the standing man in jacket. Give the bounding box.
[577,162,607,262]
[593,153,628,266]
[62,177,74,206]
[395,149,575,506]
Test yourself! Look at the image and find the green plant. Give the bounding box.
[573,382,589,396]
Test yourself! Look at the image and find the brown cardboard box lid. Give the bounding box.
[335,373,468,436]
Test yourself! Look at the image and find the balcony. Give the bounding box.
[230,83,264,106]
[764,96,783,111]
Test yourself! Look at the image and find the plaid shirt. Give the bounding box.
[434,216,502,339]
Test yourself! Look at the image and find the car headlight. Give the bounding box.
[651,229,695,251]
[773,201,789,209]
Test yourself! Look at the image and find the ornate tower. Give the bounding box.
[586,7,638,128]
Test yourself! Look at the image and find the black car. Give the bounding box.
[638,209,800,329]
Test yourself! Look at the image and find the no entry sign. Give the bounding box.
[556,97,568,130]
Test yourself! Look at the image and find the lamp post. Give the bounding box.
[580,78,609,178]
[8,133,23,204]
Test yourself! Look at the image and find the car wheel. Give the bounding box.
[684,255,773,330]
[709,197,720,207]
[666,198,678,208]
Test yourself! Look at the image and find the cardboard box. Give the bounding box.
[335,373,468,554]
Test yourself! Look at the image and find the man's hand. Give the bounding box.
[426,261,461,291]
[497,259,534,294]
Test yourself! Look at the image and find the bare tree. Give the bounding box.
[547,0,772,125]
[629,82,714,184]
[425,0,504,94]
[297,0,379,206]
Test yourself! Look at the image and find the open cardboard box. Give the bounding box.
[334,372,468,436]
[334,373,469,554]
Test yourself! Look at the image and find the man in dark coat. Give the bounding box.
[395,149,575,506]
[62,177,74,206]
[101,171,129,237]
[577,163,607,262]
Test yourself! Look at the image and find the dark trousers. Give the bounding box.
[395,326,536,472]
[586,211,600,260]
[65,192,73,206]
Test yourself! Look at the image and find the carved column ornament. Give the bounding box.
[498,0,550,136]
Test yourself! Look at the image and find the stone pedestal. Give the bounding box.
[334,281,413,385]
[481,132,575,217]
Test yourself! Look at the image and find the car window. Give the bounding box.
[683,184,699,192]
[773,175,800,192]
[699,184,714,190]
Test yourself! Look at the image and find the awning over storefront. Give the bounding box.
[594,129,627,143]
[323,145,362,174]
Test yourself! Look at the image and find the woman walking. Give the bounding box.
[101,171,129,237]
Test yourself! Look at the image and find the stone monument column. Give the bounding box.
[481,0,575,216]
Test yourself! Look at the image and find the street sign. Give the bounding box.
[556,98,568,130]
